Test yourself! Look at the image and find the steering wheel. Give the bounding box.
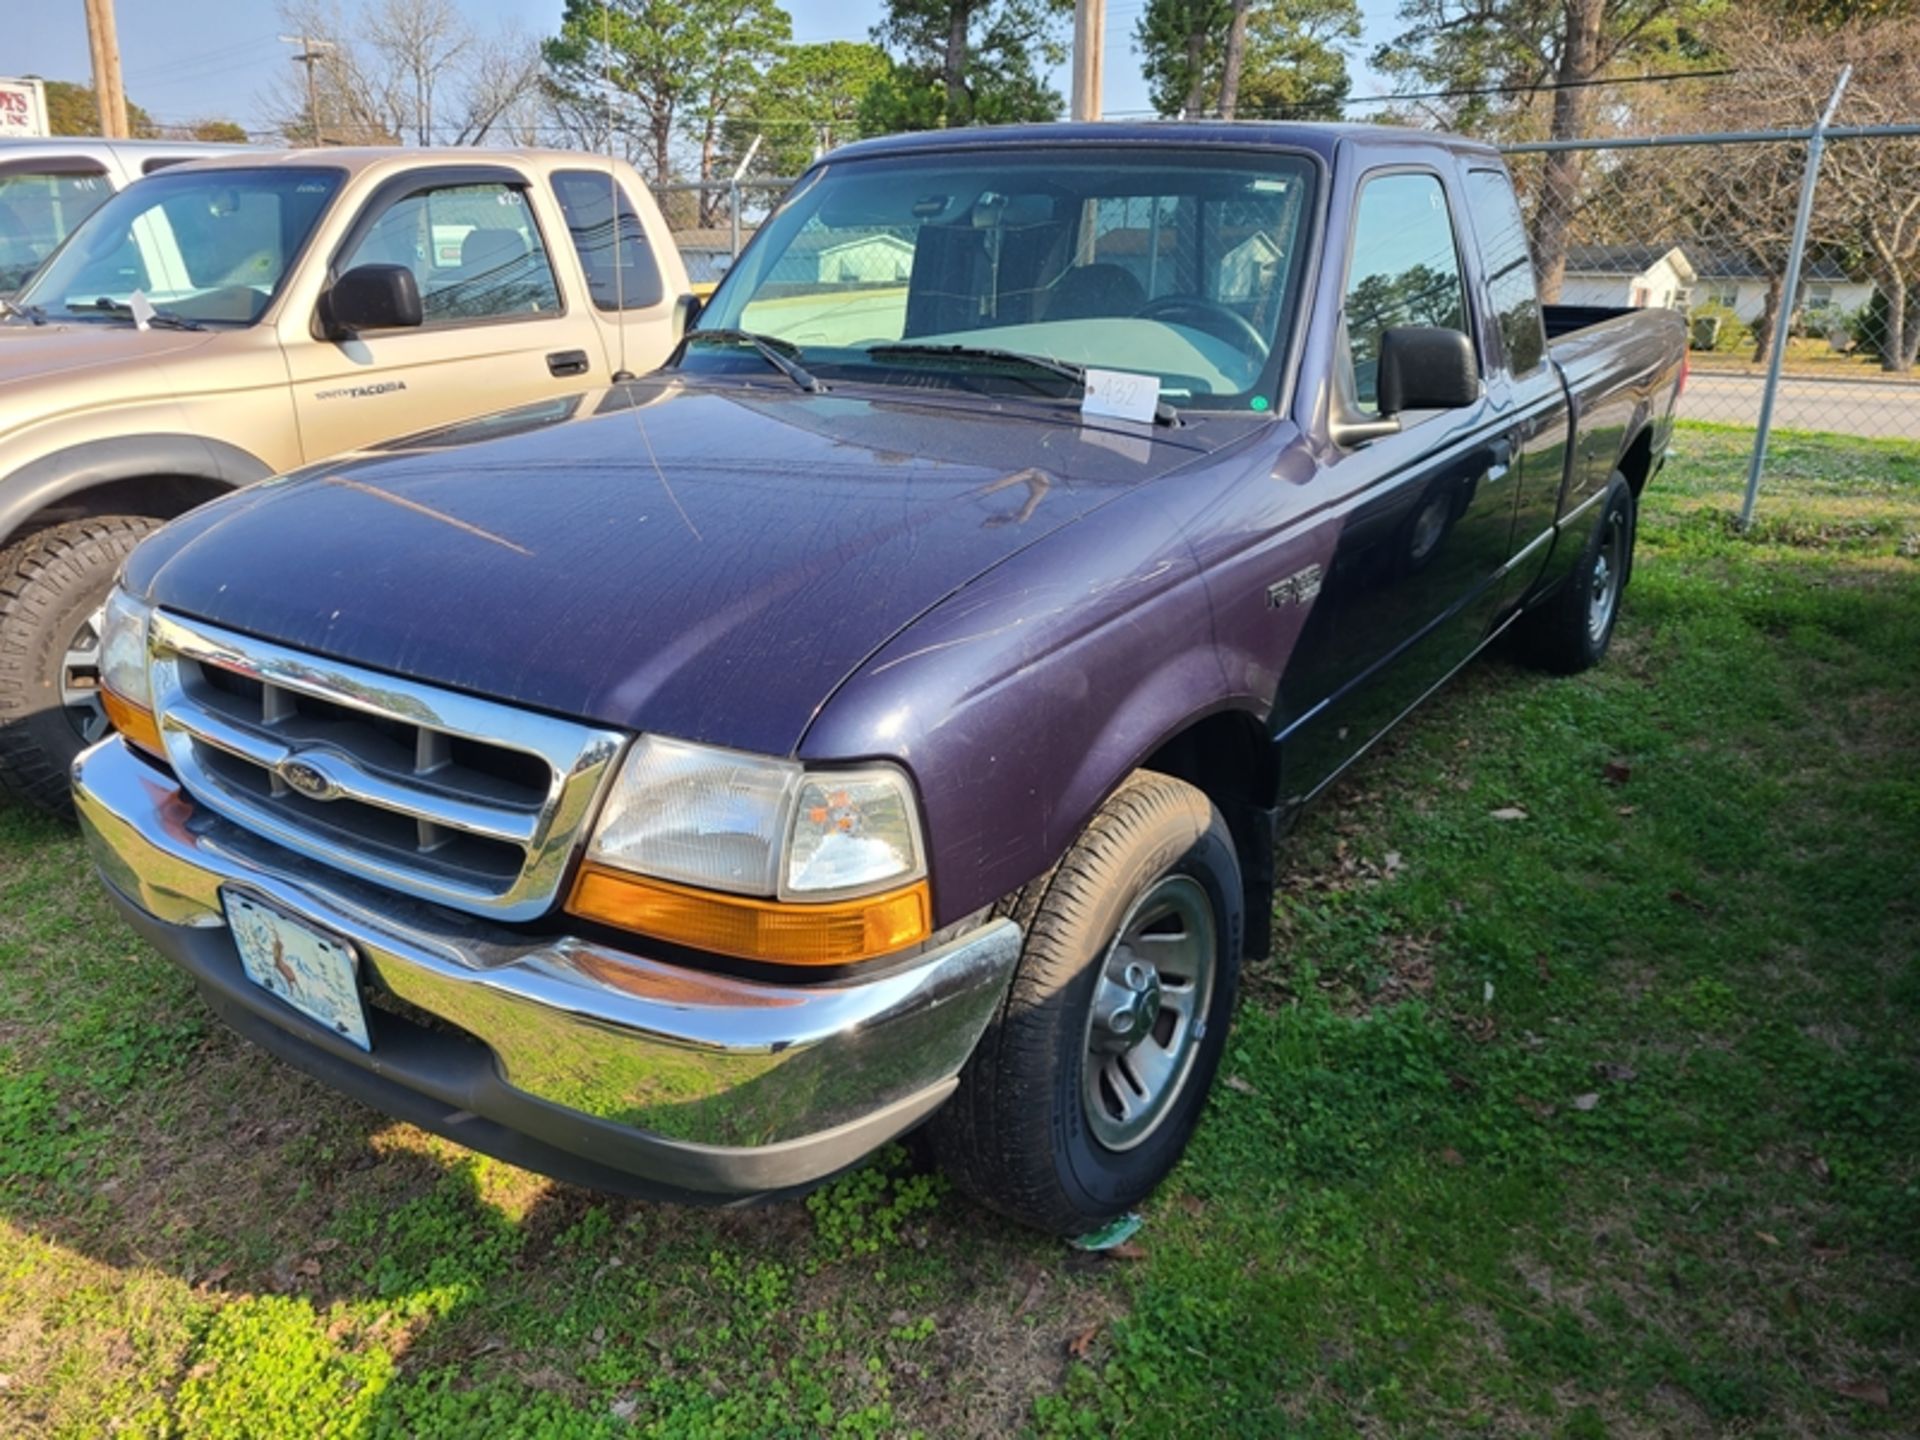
[1134,294,1270,361]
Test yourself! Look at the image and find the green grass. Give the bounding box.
[1688,336,1902,377]
[2,422,1916,1437]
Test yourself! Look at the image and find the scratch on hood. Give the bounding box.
[323,475,532,556]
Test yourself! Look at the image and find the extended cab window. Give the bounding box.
[1343,171,1469,412]
[0,166,111,293]
[340,180,561,325]
[1467,168,1546,376]
[552,170,664,311]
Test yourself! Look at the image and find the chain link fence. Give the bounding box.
[656,120,1920,517]
[1502,126,1920,452]
[654,179,795,285]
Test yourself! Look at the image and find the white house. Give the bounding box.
[676,227,916,288]
[1559,245,1697,311]
[1561,244,1875,322]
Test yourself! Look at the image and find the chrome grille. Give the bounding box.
[148,611,625,920]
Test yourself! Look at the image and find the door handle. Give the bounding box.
[1484,436,1514,484]
[547,349,590,377]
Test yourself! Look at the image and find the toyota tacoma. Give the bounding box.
[0,145,690,811]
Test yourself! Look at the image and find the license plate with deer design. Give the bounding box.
[223,891,371,1051]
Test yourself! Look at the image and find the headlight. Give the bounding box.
[585,736,800,896]
[97,587,164,756]
[572,736,931,964]
[584,737,925,900]
[98,586,153,711]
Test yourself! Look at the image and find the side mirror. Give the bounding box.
[322,263,422,339]
[1377,326,1478,414]
[674,291,704,338]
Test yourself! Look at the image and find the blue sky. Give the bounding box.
[10,0,1404,137]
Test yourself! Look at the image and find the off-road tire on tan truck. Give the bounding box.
[931,771,1244,1235]
[0,516,160,816]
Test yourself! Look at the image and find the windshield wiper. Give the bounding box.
[67,296,207,332]
[676,327,824,393]
[867,343,1182,427]
[0,296,47,325]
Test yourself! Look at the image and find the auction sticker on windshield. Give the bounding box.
[1082,368,1161,425]
[223,891,371,1050]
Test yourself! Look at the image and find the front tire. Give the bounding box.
[0,517,161,816]
[931,771,1243,1235]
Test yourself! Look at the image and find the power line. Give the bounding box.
[1362,66,1738,106]
[123,35,281,84]
[139,63,1751,142]
[1101,66,1742,119]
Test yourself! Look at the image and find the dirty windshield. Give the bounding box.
[694,147,1316,411]
[14,167,343,327]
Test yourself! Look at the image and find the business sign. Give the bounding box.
[0,78,51,139]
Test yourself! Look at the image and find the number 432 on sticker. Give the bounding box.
[1081,368,1162,425]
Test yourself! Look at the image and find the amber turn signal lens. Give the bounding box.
[101,687,165,759]
[566,863,932,965]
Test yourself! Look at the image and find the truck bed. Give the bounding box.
[1541,304,1689,525]
[1542,303,1641,341]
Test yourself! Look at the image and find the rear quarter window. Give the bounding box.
[552,170,665,311]
[1467,168,1546,376]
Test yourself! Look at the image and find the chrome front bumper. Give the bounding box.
[73,736,1021,1199]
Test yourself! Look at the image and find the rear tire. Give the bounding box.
[931,770,1243,1235]
[0,517,162,817]
[1513,473,1636,675]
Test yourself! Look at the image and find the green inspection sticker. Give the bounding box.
[1249,395,1270,411]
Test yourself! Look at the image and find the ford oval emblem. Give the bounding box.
[276,756,339,801]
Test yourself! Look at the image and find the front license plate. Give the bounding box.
[223,891,372,1051]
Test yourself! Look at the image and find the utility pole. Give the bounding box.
[280,34,335,145]
[83,0,130,138]
[1071,0,1105,122]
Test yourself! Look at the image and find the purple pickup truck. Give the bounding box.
[73,123,1684,1233]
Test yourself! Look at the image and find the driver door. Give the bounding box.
[1277,168,1520,801]
[285,172,604,461]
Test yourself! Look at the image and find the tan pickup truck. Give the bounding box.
[0,147,692,811]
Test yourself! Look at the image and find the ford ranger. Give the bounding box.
[0,146,690,811]
[73,123,1684,1234]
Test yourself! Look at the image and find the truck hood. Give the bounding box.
[0,320,219,389]
[129,378,1230,755]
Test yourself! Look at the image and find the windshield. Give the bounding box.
[15,166,344,326]
[0,169,114,295]
[695,147,1316,412]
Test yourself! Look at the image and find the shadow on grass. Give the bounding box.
[0,803,1070,1434]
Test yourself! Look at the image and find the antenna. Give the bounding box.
[730,133,763,181]
[603,2,633,381]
